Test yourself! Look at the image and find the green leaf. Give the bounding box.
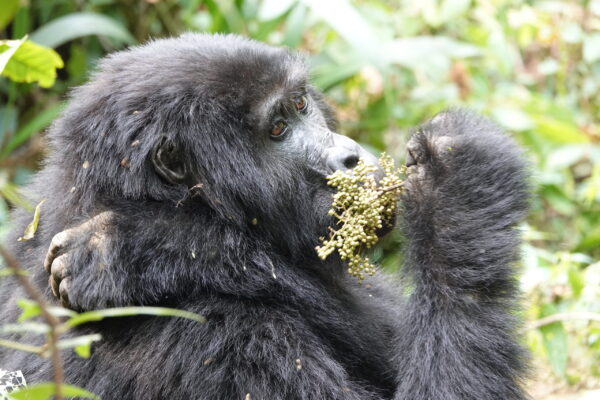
[258,0,297,21]
[568,268,585,298]
[300,0,381,63]
[439,0,471,24]
[576,227,600,252]
[541,321,568,377]
[18,199,45,241]
[532,116,589,144]
[0,38,25,73]
[30,12,135,49]
[57,334,102,358]
[0,39,63,88]
[16,299,41,322]
[48,306,77,319]
[66,306,206,328]
[0,0,19,30]
[386,36,480,69]
[9,383,100,400]
[583,33,600,64]
[0,102,64,159]
[282,3,306,48]
[0,268,14,276]
[1,322,49,334]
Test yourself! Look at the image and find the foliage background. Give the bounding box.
[0,0,598,398]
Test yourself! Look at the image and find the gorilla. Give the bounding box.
[0,34,530,400]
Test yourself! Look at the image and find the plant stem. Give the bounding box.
[0,245,64,400]
[0,338,42,354]
[524,311,600,331]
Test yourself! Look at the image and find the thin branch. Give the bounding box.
[523,311,600,332]
[0,245,64,400]
[0,338,43,354]
[378,181,404,195]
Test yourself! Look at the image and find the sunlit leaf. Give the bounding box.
[385,36,480,70]
[541,321,568,377]
[583,33,600,63]
[1,322,49,334]
[18,199,45,241]
[9,383,100,400]
[48,306,77,318]
[532,116,589,144]
[492,108,534,132]
[0,38,25,74]
[16,299,41,322]
[66,306,206,328]
[439,0,470,24]
[258,0,296,21]
[30,12,135,49]
[301,0,381,62]
[0,0,19,30]
[568,268,585,298]
[0,39,63,88]
[57,334,102,358]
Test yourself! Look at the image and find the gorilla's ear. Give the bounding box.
[152,137,188,185]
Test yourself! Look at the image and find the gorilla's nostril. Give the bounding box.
[406,150,416,167]
[343,155,360,170]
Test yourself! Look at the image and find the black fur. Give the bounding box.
[0,34,529,400]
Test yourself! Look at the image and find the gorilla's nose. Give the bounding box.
[326,147,360,171]
[326,134,381,175]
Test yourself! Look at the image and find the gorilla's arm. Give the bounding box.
[44,203,274,311]
[394,110,529,400]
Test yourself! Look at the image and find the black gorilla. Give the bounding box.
[0,34,530,400]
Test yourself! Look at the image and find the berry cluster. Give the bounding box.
[316,154,405,280]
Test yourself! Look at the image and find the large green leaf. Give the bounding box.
[0,39,63,88]
[0,38,24,73]
[0,0,19,30]
[541,321,568,377]
[30,12,135,49]
[385,36,481,69]
[532,115,590,144]
[0,102,63,159]
[300,0,380,62]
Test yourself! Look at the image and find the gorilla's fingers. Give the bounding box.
[49,275,59,299]
[44,231,70,273]
[58,279,70,309]
[49,254,69,301]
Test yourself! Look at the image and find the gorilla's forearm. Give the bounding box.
[394,110,529,399]
[46,202,262,310]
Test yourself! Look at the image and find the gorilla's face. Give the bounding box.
[62,34,379,259]
[150,36,378,192]
[140,36,379,245]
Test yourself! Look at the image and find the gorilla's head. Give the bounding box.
[50,34,379,260]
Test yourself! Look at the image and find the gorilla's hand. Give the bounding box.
[400,109,529,294]
[403,110,529,212]
[44,212,112,310]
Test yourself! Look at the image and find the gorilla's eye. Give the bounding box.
[270,120,288,139]
[294,96,308,113]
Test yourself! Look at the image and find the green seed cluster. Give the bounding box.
[316,154,405,280]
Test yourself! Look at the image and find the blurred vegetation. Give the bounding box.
[0,0,599,398]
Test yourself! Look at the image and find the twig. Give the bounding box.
[0,245,64,400]
[378,181,404,195]
[523,311,600,332]
[0,338,42,354]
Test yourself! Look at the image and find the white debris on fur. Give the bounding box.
[0,369,26,399]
